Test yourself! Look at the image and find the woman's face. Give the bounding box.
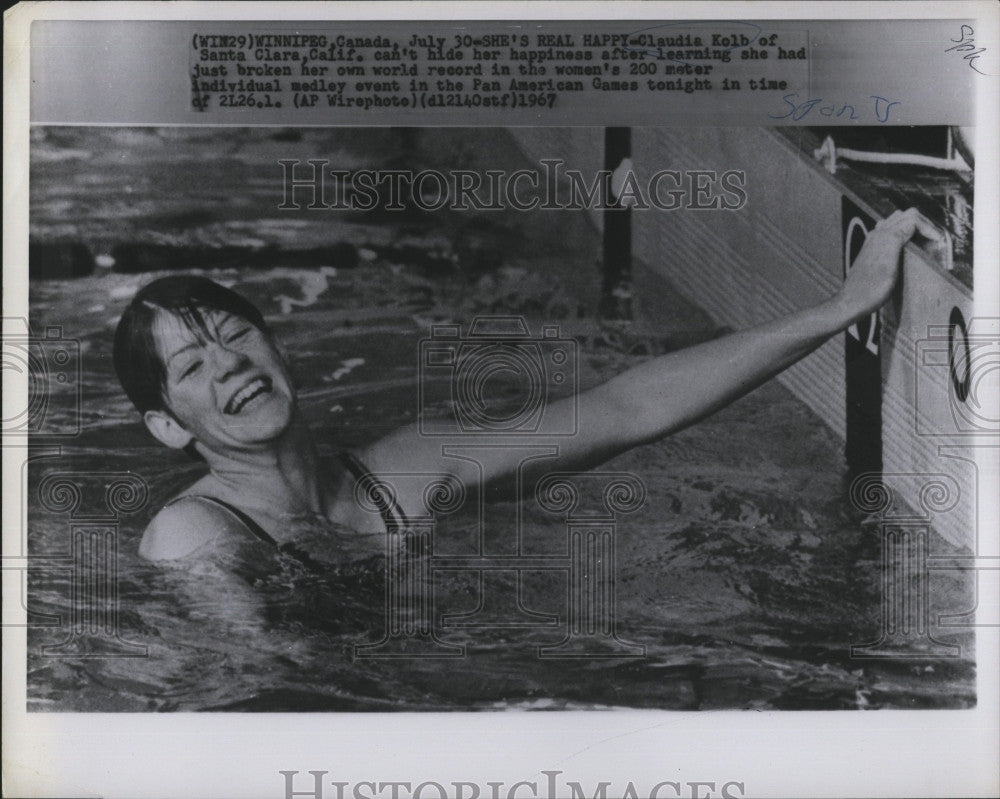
[153,309,295,453]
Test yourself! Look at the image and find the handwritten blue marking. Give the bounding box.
[768,93,901,124]
[623,21,763,67]
[945,24,988,76]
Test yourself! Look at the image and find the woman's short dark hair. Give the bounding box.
[113,275,269,415]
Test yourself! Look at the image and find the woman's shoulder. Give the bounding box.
[328,448,392,535]
[138,491,246,561]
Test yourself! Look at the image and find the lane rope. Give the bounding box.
[813,135,972,174]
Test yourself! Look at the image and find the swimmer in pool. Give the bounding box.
[115,208,939,561]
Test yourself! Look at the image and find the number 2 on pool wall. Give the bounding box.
[845,215,880,355]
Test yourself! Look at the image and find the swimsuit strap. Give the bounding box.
[338,451,412,531]
[164,494,320,570]
[162,451,409,563]
[181,494,280,547]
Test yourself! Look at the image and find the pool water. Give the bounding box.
[25,263,977,712]
[24,127,976,711]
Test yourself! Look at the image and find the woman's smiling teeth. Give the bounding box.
[224,376,272,415]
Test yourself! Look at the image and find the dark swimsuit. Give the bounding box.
[168,451,409,567]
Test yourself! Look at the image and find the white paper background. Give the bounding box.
[4,3,998,798]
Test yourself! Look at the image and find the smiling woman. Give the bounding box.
[144,308,292,445]
[113,275,377,559]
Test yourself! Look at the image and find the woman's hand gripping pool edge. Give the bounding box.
[833,207,943,322]
[358,207,940,515]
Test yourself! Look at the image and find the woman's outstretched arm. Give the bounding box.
[357,208,940,506]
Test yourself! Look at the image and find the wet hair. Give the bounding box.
[113,275,269,416]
